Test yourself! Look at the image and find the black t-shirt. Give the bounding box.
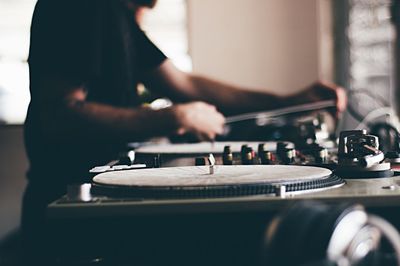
[25,0,167,184]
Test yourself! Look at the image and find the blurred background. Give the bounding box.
[0,0,398,245]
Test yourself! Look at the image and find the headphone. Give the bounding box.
[262,201,400,266]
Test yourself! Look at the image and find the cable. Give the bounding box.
[355,107,399,130]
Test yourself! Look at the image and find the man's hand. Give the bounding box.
[173,101,225,141]
[295,81,347,117]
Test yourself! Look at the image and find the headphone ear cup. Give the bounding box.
[263,201,362,266]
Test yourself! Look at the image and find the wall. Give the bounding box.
[0,126,27,241]
[187,0,333,95]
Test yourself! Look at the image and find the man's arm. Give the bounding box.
[143,60,347,116]
[38,76,225,142]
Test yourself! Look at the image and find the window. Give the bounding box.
[0,0,189,125]
[0,0,36,125]
[335,0,396,128]
[142,0,191,71]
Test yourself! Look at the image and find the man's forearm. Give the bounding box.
[144,60,288,114]
[188,75,288,115]
[42,100,179,142]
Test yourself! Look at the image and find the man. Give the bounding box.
[23,0,346,250]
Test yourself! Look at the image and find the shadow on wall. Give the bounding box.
[0,126,27,240]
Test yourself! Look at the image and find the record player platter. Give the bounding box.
[92,165,344,198]
[133,141,292,155]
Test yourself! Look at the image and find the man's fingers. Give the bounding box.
[336,86,347,113]
[174,101,226,140]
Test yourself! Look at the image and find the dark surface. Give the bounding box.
[31,205,400,266]
[44,212,272,266]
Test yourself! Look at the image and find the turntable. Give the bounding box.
[48,130,400,219]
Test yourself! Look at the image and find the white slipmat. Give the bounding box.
[93,165,333,188]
